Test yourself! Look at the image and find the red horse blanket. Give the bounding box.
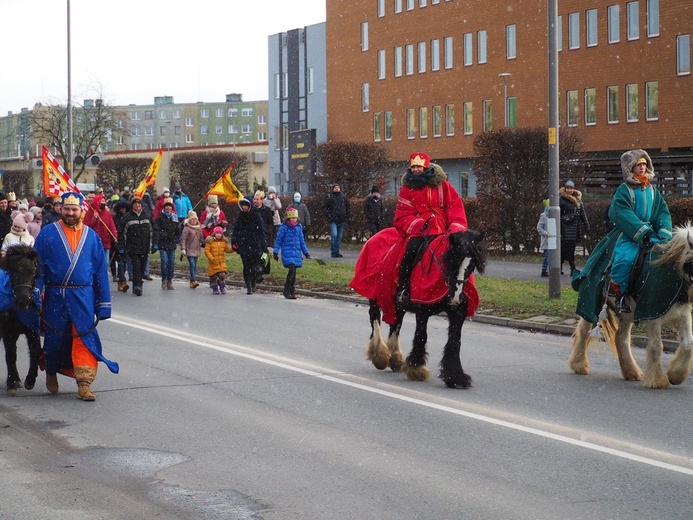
[349,228,479,325]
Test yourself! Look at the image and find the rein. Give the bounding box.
[31,299,100,339]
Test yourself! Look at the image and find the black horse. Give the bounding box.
[366,230,485,388]
[0,245,43,394]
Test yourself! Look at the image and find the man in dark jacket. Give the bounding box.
[0,192,13,240]
[41,197,62,228]
[323,184,350,258]
[364,185,385,237]
[559,180,590,276]
[154,200,181,290]
[117,196,157,296]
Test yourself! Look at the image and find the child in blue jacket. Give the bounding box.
[273,207,311,299]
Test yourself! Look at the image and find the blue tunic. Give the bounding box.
[34,222,119,374]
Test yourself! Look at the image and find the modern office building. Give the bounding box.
[268,22,327,195]
[326,0,692,197]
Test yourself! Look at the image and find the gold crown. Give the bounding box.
[7,192,16,201]
[410,154,427,167]
[63,193,82,206]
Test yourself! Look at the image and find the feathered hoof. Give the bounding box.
[569,360,590,375]
[389,351,405,373]
[643,373,669,389]
[405,363,430,382]
[24,376,36,390]
[6,378,22,391]
[667,370,691,386]
[622,368,644,381]
[369,349,390,370]
[367,339,390,370]
[440,370,473,389]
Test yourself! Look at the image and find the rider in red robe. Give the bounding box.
[350,152,477,324]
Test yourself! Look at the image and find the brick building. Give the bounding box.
[326,0,692,197]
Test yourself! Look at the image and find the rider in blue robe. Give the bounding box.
[34,192,118,400]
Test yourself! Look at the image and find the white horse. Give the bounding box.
[570,222,693,389]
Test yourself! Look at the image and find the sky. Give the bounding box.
[1,0,326,115]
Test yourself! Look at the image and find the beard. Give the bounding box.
[61,213,81,227]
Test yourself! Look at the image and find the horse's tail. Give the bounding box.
[599,306,621,357]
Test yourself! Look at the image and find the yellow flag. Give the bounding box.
[207,162,243,203]
[133,149,163,198]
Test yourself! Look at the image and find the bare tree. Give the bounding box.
[96,157,153,193]
[171,150,251,205]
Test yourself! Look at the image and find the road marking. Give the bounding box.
[110,316,693,477]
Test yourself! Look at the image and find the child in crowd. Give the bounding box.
[181,210,204,289]
[536,199,550,277]
[273,208,310,299]
[2,214,34,255]
[204,226,233,295]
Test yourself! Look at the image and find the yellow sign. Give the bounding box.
[548,127,557,145]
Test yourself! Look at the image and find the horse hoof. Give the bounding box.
[441,371,473,389]
[371,356,390,371]
[406,364,430,382]
[24,379,36,390]
[7,380,22,390]
[6,388,18,396]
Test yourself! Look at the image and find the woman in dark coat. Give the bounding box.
[559,180,590,275]
[232,197,267,294]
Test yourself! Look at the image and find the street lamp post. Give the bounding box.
[499,72,511,128]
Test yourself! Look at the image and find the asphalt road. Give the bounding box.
[1,285,692,519]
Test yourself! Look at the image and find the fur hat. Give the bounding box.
[285,207,299,220]
[621,149,654,185]
[12,214,27,231]
[208,194,218,205]
[409,152,431,168]
[212,226,224,235]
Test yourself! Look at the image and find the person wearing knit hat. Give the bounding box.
[204,224,233,295]
[263,186,282,247]
[154,196,182,290]
[573,149,672,316]
[365,184,385,237]
[323,183,350,258]
[232,196,267,294]
[1,213,35,254]
[291,191,311,240]
[180,210,203,288]
[536,199,551,277]
[199,193,228,239]
[251,189,274,282]
[273,204,310,299]
[559,179,590,276]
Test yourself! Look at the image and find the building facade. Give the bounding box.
[268,22,327,195]
[326,0,692,197]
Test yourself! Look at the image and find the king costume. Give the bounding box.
[34,192,118,400]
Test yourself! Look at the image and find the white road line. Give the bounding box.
[109,316,693,477]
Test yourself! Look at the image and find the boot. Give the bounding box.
[46,372,59,394]
[541,269,548,278]
[162,279,167,290]
[219,282,226,295]
[74,366,97,401]
[118,281,129,292]
[190,280,199,289]
[212,284,220,295]
[167,279,175,290]
[133,286,142,296]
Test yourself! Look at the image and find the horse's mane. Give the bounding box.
[651,221,693,277]
[445,230,486,275]
[0,245,38,272]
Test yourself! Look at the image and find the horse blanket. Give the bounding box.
[0,270,41,332]
[350,228,479,325]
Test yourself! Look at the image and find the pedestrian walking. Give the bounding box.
[273,207,311,299]
[180,210,203,289]
[204,226,233,295]
[323,183,350,257]
[559,179,590,275]
[231,197,267,295]
[364,185,385,237]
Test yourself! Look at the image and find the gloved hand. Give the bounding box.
[180,249,186,256]
[273,253,279,261]
[304,253,311,259]
[641,229,654,246]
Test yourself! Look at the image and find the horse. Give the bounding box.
[569,222,693,389]
[358,229,485,388]
[0,244,43,394]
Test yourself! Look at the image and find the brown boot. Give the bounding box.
[190,280,199,289]
[118,281,129,292]
[46,373,59,393]
[74,366,97,401]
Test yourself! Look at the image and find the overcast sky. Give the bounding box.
[1,0,326,115]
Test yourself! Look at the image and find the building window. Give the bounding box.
[385,111,393,141]
[478,30,487,63]
[159,110,168,119]
[647,0,659,37]
[569,12,580,49]
[626,83,638,122]
[394,46,403,76]
[116,119,124,128]
[586,9,598,47]
[216,125,223,134]
[407,0,414,10]
[395,0,402,14]
[274,74,281,99]
[444,36,453,69]
[406,108,416,139]
[362,82,370,112]
[432,105,442,137]
[374,112,382,142]
[201,125,208,135]
[242,124,253,134]
[145,126,153,136]
[646,81,658,120]
[215,108,224,118]
[558,15,563,52]
[482,100,492,131]
[200,109,209,118]
[508,97,517,128]
[506,24,516,59]
[228,108,238,117]
[378,50,386,79]
[185,134,194,144]
[607,86,619,123]
[116,136,124,145]
[431,39,440,70]
[242,108,253,117]
[145,110,154,120]
[627,2,639,40]
[175,126,181,135]
[567,90,579,126]
[308,67,314,93]
[131,111,141,120]
[228,125,239,134]
[406,44,415,75]
[608,5,620,43]
[420,0,427,6]
[378,0,385,17]
[258,115,267,124]
[445,104,455,136]
[585,88,597,125]
[677,34,691,75]
[419,107,428,138]
[418,42,426,72]
[464,33,473,65]
[258,132,267,141]
[463,102,472,134]
[185,117,194,127]
[361,22,369,51]
[173,109,181,119]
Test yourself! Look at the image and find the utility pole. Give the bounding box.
[548,0,561,298]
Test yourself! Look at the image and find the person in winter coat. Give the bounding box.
[291,192,311,240]
[154,199,181,290]
[1,214,35,254]
[264,186,282,247]
[536,199,550,277]
[364,185,385,237]
[204,226,233,295]
[323,183,350,257]
[251,190,274,281]
[180,211,203,289]
[232,197,267,295]
[117,196,157,296]
[153,187,170,219]
[559,180,590,276]
[41,197,62,228]
[199,194,228,239]
[84,194,118,258]
[273,208,311,299]
[27,206,42,239]
[112,200,131,291]
[171,184,193,222]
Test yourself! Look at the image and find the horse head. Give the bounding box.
[445,230,486,305]
[0,245,39,312]
[652,221,693,287]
